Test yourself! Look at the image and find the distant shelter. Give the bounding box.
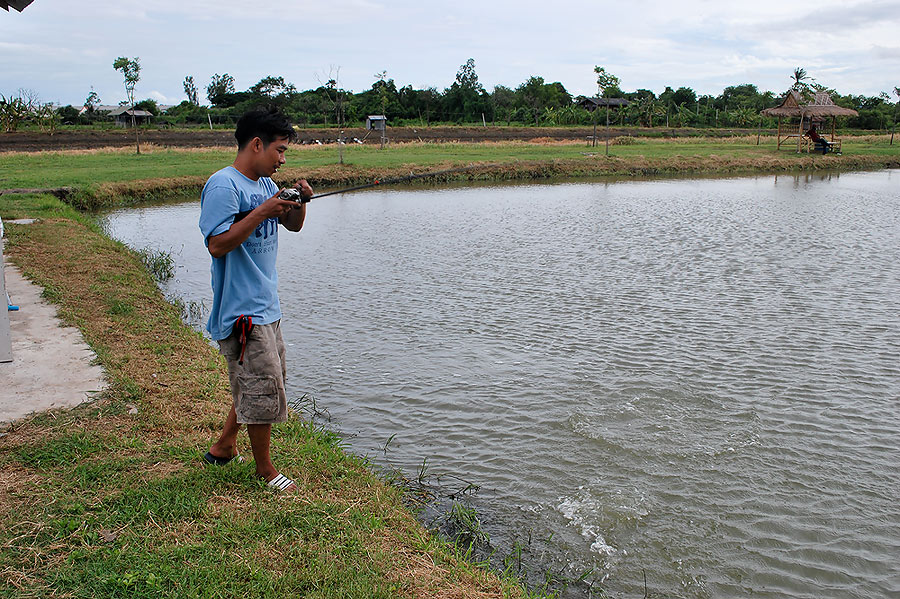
[366,115,387,131]
[109,107,154,128]
[761,91,858,152]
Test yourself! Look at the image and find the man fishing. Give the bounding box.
[199,107,312,493]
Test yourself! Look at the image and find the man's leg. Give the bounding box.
[247,423,276,479]
[208,405,241,460]
[248,423,297,491]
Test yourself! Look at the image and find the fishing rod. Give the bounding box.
[234,163,493,222]
[305,163,491,200]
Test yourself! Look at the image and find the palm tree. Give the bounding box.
[790,68,816,102]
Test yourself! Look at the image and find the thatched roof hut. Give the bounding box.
[761,90,859,151]
[1,0,35,11]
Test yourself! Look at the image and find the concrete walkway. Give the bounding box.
[1,256,106,427]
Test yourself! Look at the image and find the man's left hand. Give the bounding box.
[295,179,314,203]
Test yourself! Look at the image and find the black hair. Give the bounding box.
[234,106,297,150]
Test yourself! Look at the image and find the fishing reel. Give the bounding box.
[280,188,310,203]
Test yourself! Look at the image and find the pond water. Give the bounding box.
[102,170,900,598]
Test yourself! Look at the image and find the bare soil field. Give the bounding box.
[0,125,759,152]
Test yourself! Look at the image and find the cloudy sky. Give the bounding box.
[1,0,897,107]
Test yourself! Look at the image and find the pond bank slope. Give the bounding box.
[0,208,530,598]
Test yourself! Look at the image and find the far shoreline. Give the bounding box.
[1,131,897,214]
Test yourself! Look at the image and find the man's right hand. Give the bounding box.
[207,191,297,258]
[257,190,303,220]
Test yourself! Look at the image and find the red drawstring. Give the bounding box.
[235,315,253,365]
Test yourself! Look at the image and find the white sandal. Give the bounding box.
[266,473,296,492]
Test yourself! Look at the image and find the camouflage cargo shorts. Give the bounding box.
[218,320,288,425]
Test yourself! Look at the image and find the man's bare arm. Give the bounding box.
[208,192,299,258]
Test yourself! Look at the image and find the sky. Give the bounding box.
[1,0,898,108]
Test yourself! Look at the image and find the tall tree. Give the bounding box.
[206,73,235,106]
[374,71,389,148]
[316,66,347,127]
[455,58,481,90]
[444,58,487,123]
[183,76,199,105]
[594,66,620,154]
[250,76,296,98]
[113,56,141,154]
[83,87,101,112]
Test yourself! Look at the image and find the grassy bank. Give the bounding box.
[0,196,534,598]
[1,135,897,211]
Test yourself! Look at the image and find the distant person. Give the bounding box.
[807,124,831,155]
[199,107,313,493]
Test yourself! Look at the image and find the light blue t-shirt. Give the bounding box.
[199,166,281,340]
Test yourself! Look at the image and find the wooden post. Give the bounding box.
[776,117,782,149]
[131,109,140,155]
[605,103,610,156]
[797,114,804,153]
[757,117,762,146]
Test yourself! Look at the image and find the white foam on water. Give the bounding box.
[557,488,621,557]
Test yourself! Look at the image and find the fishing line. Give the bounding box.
[306,163,494,200]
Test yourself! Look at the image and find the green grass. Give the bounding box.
[2,135,897,191]
[4,421,410,598]
[0,192,83,220]
[0,148,232,189]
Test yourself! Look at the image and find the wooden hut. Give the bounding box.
[366,115,387,131]
[761,90,858,153]
[109,107,153,128]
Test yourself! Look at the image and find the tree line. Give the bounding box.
[3,59,899,132]
[148,60,900,131]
